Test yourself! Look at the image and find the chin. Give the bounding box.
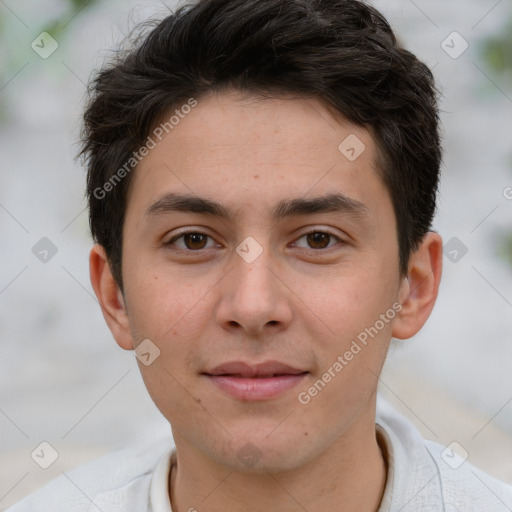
[209,430,316,474]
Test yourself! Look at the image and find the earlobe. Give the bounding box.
[89,244,134,351]
[392,232,443,340]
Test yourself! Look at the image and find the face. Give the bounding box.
[95,89,424,473]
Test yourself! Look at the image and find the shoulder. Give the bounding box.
[6,436,174,512]
[376,394,512,511]
[423,439,512,510]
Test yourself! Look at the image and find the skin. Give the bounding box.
[90,89,443,512]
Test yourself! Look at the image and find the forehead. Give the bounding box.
[126,89,388,221]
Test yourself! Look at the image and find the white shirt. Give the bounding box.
[7,395,512,511]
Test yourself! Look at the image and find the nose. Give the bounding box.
[215,246,293,337]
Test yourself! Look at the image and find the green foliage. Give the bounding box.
[481,19,512,76]
[0,0,99,120]
[497,230,512,267]
[43,0,99,40]
[480,16,512,269]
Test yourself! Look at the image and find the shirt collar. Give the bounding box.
[150,448,175,512]
[376,423,394,512]
[375,395,444,511]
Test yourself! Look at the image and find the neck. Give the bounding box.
[170,406,387,512]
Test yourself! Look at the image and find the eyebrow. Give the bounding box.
[145,192,369,221]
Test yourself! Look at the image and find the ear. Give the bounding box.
[89,244,134,351]
[392,232,443,340]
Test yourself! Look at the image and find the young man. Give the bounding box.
[8,0,512,510]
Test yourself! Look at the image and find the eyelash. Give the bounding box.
[165,229,344,253]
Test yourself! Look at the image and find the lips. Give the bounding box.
[203,361,308,401]
[205,361,307,378]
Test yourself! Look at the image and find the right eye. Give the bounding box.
[165,231,217,252]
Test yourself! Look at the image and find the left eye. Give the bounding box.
[293,231,342,250]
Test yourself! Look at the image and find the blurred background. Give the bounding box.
[0,0,511,508]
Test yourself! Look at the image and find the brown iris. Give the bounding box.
[183,233,208,250]
[306,232,331,249]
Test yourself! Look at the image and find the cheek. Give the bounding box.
[131,298,208,425]
[138,355,207,435]
[296,263,397,399]
[296,296,394,418]
[124,263,207,339]
[297,263,395,338]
